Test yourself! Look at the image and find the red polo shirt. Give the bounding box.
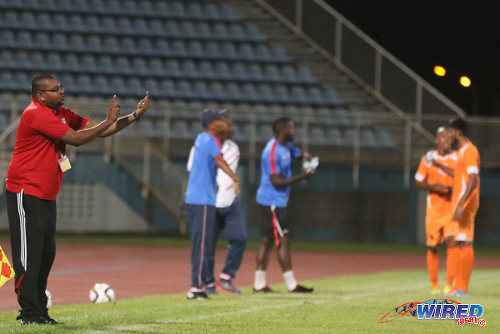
[6,99,88,200]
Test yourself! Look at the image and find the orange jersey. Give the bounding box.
[452,141,480,209]
[415,150,457,217]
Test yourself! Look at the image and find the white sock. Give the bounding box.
[283,270,298,291]
[254,270,266,290]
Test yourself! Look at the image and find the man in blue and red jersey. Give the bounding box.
[253,117,315,293]
[6,74,149,324]
[184,109,240,300]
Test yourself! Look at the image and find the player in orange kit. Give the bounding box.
[415,126,457,294]
[445,118,480,297]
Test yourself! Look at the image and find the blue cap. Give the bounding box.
[201,108,227,128]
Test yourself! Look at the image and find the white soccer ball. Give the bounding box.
[89,283,115,304]
[45,290,53,308]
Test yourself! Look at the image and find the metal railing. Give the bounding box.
[254,0,467,120]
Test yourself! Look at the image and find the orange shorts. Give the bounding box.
[454,204,478,242]
[426,212,456,247]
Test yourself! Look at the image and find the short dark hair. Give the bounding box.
[449,117,468,136]
[31,74,57,97]
[272,117,291,135]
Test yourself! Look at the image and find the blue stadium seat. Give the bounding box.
[69,34,85,52]
[186,2,203,18]
[247,64,263,80]
[84,15,100,33]
[133,18,149,34]
[46,53,63,70]
[94,75,109,93]
[205,42,221,59]
[226,83,243,102]
[231,62,247,80]
[13,51,29,70]
[127,78,143,95]
[111,77,127,93]
[60,74,76,91]
[19,12,36,28]
[257,84,274,103]
[343,128,355,146]
[122,0,137,13]
[263,64,280,82]
[132,58,148,75]
[204,3,220,19]
[160,79,176,97]
[377,130,396,147]
[0,51,13,68]
[68,14,85,32]
[51,33,68,49]
[144,78,159,95]
[170,120,189,139]
[180,21,196,38]
[361,128,377,147]
[195,22,211,39]
[0,72,15,90]
[309,126,326,145]
[181,60,197,78]
[221,42,238,59]
[76,75,92,93]
[172,40,187,57]
[138,38,153,53]
[153,1,169,14]
[165,21,180,38]
[209,82,226,100]
[229,24,245,39]
[51,14,67,28]
[117,17,133,33]
[115,56,131,74]
[177,80,194,99]
[308,87,326,105]
[82,55,98,72]
[150,19,163,34]
[221,4,238,20]
[17,31,33,48]
[97,56,113,73]
[272,46,289,61]
[215,62,231,79]
[120,37,135,51]
[257,124,273,141]
[88,0,105,13]
[63,54,80,70]
[199,61,215,78]
[281,65,298,82]
[241,83,258,102]
[326,127,343,145]
[72,0,88,10]
[166,59,181,77]
[149,58,165,75]
[34,13,51,29]
[187,40,204,57]
[3,11,18,27]
[245,24,263,40]
[31,51,45,67]
[154,39,170,54]
[324,88,341,105]
[256,44,272,60]
[87,35,102,52]
[194,81,210,100]
[213,23,228,39]
[274,85,290,104]
[103,36,119,53]
[171,2,186,18]
[33,32,50,49]
[0,31,15,48]
[238,43,256,60]
[291,86,307,105]
[298,66,315,83]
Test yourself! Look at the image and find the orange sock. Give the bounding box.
[459,246,474,292]
[427,250,439,289]
[445,246,459,287]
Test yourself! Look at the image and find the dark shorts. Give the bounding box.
[259,205,290,241]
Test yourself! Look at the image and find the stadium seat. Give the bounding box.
[195,22,212,39]
[30,51,45,67]
[238,43,256,60]
[281,65,298,82]
[154,39,170,55]
[257,124,273,141]
[110,77,127,93]
[215,62,231,79]
[132,58,148,75]
[221,4,238,19]
[245,24,263,40]
[186,2,203,19]
[82,55,98,72]
[63,54,80,71]
[46,53,63,70]
[231,62,247,80]
[181,21,196,38]
[181,60,197,78]
[87,35,102,52]
[187,41,204,57]
[213,23,228,39]
[226,83,243,102]
[0,30,15,48]
[247,64,263,80]
[177,80,194,99]
[13,51,29,70]
[3,11,18,28]
[326,127,343,146]
[160,79,176,98]
[263,64,280,82]
[120,37,135,51]
[274,85,290,104]
[204,3,220,19]
[172,40,187,57]
[137,38,153,53]
[171,2,186,18]
[291,86,308,105]
[308,87,326,105]
[165,21,181,38]
[229,23,245,39]
[149,19,163,34]
[153,1,169,14]
[143,78,159,95]
[298,66,315,83]
[256,44,272,60]
[88,0,105,13]
[127,78,143,95]
[76,75,92,93]
[166,59,181,77]
[115,57,131,75]
[85,16,100,33]
[149,58,166,75]
[209,81,226,100]
[51,33,68,50]
[221,42,238,59]
[97,56,113,73]
[20,12,36,29]
[69,34,86,52]
[257,84,274,103]
[17,31,33,48]
[377,130,396,148]
[193,81,210,100]
[133,18,149,35]
[241,83,258,102]
[360,128,377,147]
[199,61,215,79]
[68,14,85,32]
[33,32,50,49]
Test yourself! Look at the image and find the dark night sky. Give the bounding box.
[324,0,499,116]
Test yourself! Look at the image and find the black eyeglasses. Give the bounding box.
[39,85,64,93]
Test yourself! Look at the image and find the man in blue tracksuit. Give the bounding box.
[254,117,315,293]
[185,109,239,300]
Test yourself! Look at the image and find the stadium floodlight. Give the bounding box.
[433,65,446,77]
[460,76,471,87]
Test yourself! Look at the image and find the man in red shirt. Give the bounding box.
[5,74,150,324]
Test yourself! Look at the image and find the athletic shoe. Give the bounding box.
[187,291,208,300]
[443,285,452,295]
[205,286,219,295]
[430,288,441,295]
[445,288,469,297]
[289,284,314,293]
[20,315,60,325]
[217,279,241,295]
[253,285,273,293]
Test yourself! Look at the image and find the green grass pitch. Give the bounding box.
[0,268,498,333]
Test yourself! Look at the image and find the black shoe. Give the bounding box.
[253,285,273,293]
[289,284,314,293]
[187,291,208,300]
[20,315,60,325]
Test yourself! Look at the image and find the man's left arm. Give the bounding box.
[85,92,150,137]
[453,148,480,222]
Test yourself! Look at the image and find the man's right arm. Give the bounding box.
[270,170,313,188]
[60,95,121,146]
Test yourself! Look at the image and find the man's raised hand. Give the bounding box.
[107,95,121,123]
[135,91,150,119]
